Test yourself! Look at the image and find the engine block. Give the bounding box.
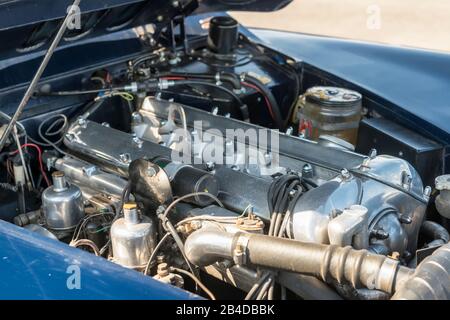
[60,97,428,256]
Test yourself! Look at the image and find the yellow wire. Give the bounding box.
[114,92,134,101]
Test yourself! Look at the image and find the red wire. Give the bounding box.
[299,119,305,133]
[10,143,51,187]
[241,82,275,120]
[160,77,276,122]
[160,76,186,81]
[307,120,313,137]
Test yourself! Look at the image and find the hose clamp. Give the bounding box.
[233,233,250,266]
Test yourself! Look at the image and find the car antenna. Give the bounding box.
[0,0,81,151]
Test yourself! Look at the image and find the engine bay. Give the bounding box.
[1,14,449,300]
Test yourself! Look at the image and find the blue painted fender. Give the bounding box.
[0,220,198,299]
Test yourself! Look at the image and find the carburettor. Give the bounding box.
[110,202,156,269]
[42,171,84,231]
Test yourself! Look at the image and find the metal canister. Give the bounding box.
[42,171,84,230]
[111,203,156,269]
[300,86,362,145]
[171,165,219,207]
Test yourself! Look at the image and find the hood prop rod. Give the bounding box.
[0,0,81,152]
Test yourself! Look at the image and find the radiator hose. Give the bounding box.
[420,220,450,248]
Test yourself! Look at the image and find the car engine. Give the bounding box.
[1,13,449,300]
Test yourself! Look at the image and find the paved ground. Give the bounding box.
[231,0,450,52]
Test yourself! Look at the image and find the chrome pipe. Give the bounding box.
[184,228,413,294]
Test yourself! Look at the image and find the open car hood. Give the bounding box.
[0,0,291,57]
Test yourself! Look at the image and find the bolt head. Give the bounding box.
[65,133,75,142]
[133,136,143,149]
[401,171,412,190]
[156,205,166,215]
[119,153,131,164]
[147,166,157,177]
[371,228,389,240]
[399,214,412,225]
[302,164,313,177]
[77,118,87,128]
[340,168,351,180]
[190,220,202,230]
